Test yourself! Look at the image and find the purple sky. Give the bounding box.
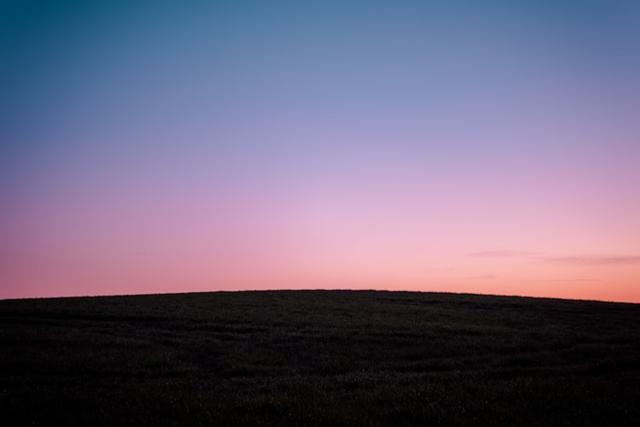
[2,1,640,301]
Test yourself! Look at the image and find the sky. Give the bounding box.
[1,0,639,302]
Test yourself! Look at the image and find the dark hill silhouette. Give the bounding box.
[1,290,639,426]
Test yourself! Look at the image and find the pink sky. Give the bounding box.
[2,1,639,302]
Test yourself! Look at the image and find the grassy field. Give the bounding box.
[1,290,639,426]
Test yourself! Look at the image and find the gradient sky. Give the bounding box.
[2,0,639,301]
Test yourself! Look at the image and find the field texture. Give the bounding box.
[1,290,639,426]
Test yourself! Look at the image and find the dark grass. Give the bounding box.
[1,290,640,426]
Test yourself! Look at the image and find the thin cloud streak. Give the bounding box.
[468,251,541,258]
[544,255,640,266]
[470,251,640,267]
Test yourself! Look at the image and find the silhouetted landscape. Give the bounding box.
[1,290,639,426]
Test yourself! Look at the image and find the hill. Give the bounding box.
[1,290,639,426]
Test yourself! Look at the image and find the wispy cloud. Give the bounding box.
[468,250,541,258]
[469,250,640,267]
[544,255,640,266]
